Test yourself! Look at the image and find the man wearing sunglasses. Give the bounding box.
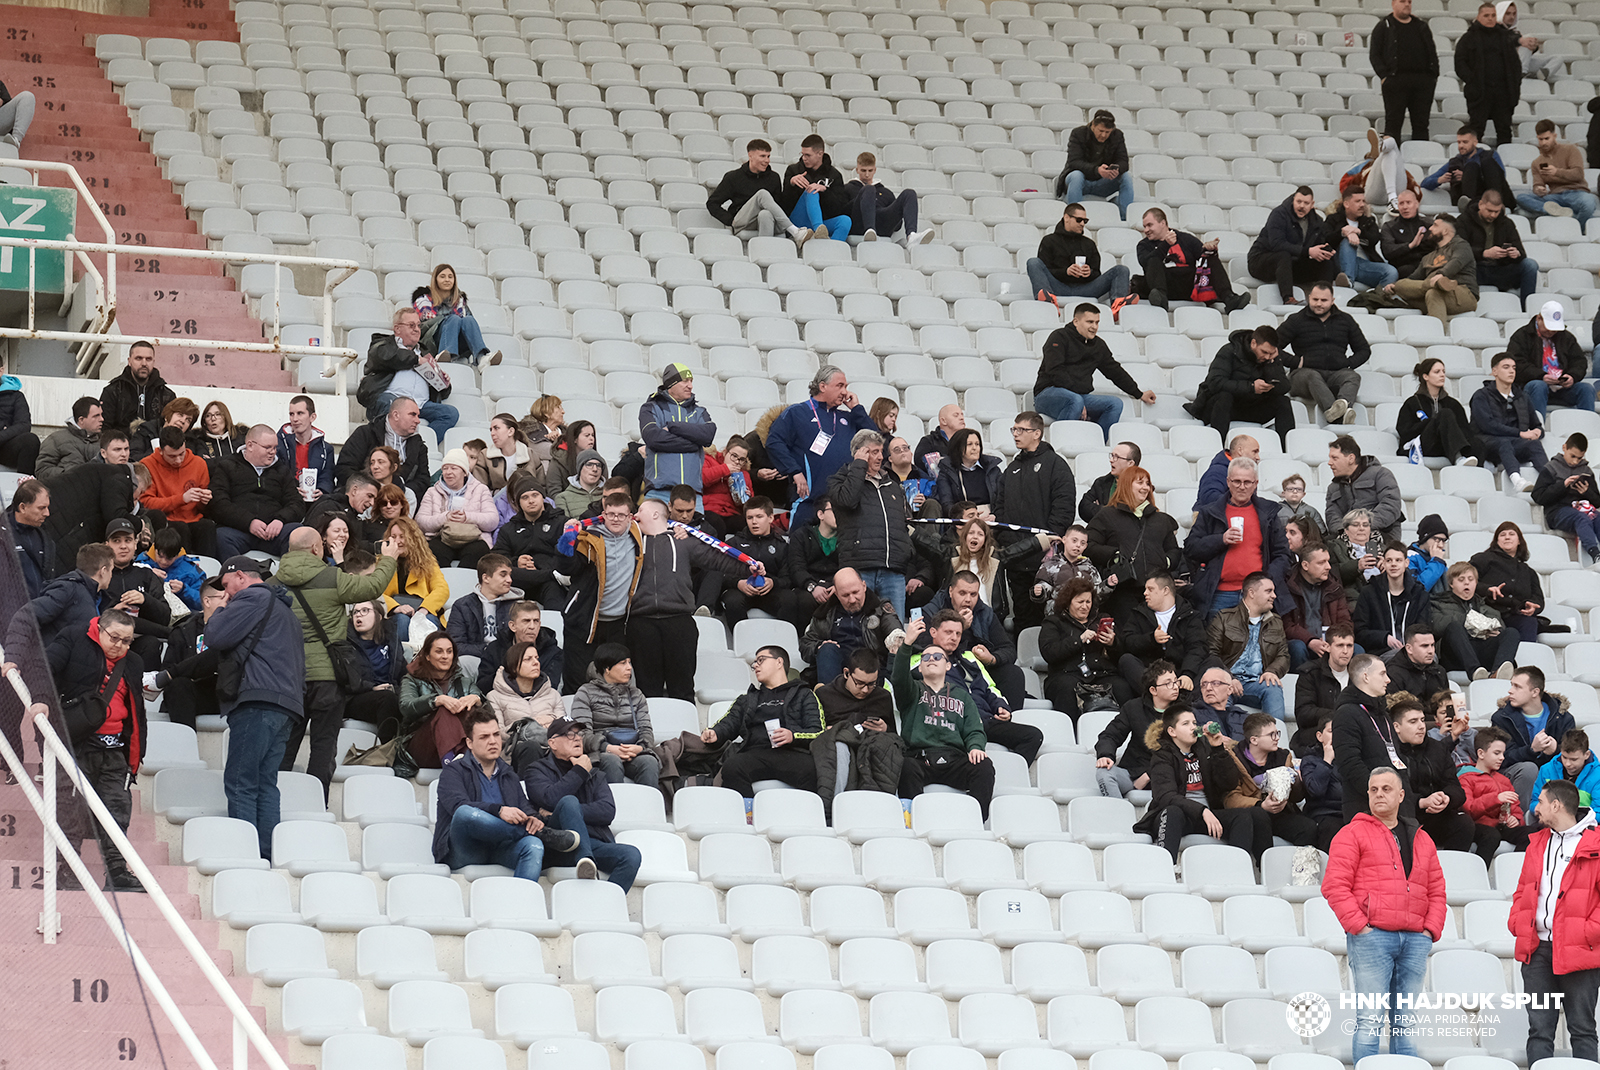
[892,626,994,818]
[700,645,823,798]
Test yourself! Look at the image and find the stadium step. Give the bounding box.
[0,1,290,393]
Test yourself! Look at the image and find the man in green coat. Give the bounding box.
[276,525,399,796]
[892,622,994,816]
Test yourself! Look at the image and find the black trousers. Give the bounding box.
[1313,814,1343,853]
[1524,940,1600,1063]
[1006,567,1046,631]
[985,717,1044,766]
[346,688,402,741]
[626,613,697,702]
[62,745,132,875]
[1437,621,1520,676]
[564,617,626,696]
[1419,808,1478,854]
[989,662,1029,712]
[508,567,566,613]
[1266,803,1318,846]
[428,537,491,570]
[160,518,219,560]
[280,679,344,799]
[1466,99,1515,147]
[900,751,996,818]
[1380,74,1436,142]
[1145,256,1240,305]
[160,675,217,731]
[1204,391,1295,450]
[719,744,819,797]
[0,433,40,476]
[1149,801,1272,861]
[721,584,807,631]
[1247,249,1337,301]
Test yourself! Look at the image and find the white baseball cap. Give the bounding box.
[1540,300,1566,331]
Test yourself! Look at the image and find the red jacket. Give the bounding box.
[701,450,741,520]
[1509,815,1600,973]
[1459,767,1524,828]
[1323,812,1448,940]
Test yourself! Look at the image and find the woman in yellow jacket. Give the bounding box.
[382,516,449,628]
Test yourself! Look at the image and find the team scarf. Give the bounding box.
[908,517,1058,537]
[556,516,768,587]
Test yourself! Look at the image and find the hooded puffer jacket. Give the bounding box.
[1509,810,1600,972]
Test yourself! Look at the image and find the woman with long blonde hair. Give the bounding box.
[382,516,448,626]
[411,263,499,367]
[950,517,1000,604]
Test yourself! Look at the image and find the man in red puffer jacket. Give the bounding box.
[1322,766,1447,1062]
[1508,778,1600,1064]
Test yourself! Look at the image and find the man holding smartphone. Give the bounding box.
[1054,109,1133,220]
[1530,432,1600,565]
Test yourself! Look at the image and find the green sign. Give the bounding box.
[0,187,76,295]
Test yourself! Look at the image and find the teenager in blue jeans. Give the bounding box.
[782,135,852,241]
[433,711,580,881]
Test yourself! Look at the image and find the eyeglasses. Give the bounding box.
[752,654,781,666]
[1255,730,1282,740]
[1068,215,1088,223]
[846,674,879,690]
[1200,679,1231,689]
[1009,426,1040,435]
[1154,678,1180,689]
[921,651,946,662]
[102,632,133,648]
[1227,478,1258,487]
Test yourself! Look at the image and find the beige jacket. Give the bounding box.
[1531,141,1588,194]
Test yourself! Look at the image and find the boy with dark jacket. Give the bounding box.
[843,151,930,247]
[1094,660,1179,798]
[1532,433,1600,563]
[779,135,852,241]
[702,645,824,796]
[1471,353,1548,491]
[1186,328,1295,448]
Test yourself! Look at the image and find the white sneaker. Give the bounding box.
[790,226,812,249]
[1509,472,1531,492]
[862,228,877,242]
[1326,399,1349,423]
[907,228,933,246]
[0,133,19,149]
[1460,455,1479,467]
[1545,203,1575,218]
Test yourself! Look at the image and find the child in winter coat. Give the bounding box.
[137,526,207,613]
[1460,725,1532,853]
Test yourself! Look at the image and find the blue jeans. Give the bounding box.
[540,795,643,893]
[1062,171,1135,219]
[789,192,851,240]
[1237,679,1285,723]
[857,567,907,624]
[1346,927,1432,1060]
[814,642,846,686]
[1515,189,1599,225]
[1207,589,1243,619]
[1032,388,1123,441]
[1026,259,1132,301]
[1524,378,1596,420]
[1552,505,1600,556]
[434,314,487,360]
[448,803,545,881]
[224,703,293,859]
[1477,257,1540,304]
[1337,241,1399,288]
[857,187,918,236]
[216,522,302,560]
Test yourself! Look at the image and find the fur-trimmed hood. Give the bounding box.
[751,403,787,444]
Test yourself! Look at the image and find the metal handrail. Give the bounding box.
[0,654,291,1070]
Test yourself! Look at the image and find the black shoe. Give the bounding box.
[538,827,580,853]
[3,767,15,785]
[105,866,147,893]
[1225,293,1250,312]
[1147,289,1168,309]
[57,869,84,891]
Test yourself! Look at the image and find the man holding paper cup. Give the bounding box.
[700,645,824,797]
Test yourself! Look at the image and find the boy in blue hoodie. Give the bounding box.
[137,526,207,613]
[1529,728,1600,816]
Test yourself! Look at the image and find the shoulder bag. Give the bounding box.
[61,658,130,746]
[216,608,272,704]
[290,578,367,694]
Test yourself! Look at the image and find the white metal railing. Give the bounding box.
[0,159,361,390]
[0,650,290,1070]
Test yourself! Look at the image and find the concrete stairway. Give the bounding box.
[0,0,290,392]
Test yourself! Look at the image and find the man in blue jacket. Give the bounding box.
[764,365,873,530]
[204,556,305,858]
[1529,728,1600,817]
[433,709,580,881]
[276,395,335,500]
[1470,352,1547,493]
[522,716,643,891]
[640,364,716,508]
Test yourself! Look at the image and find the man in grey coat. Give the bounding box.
[1325,435,1406,543]
[35,397,103,482]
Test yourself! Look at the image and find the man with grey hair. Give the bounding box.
[765,363,873,529]
[1323,761,1446,1063]
[827,428,914,620]
[355,306,459,441]
[209,424,307,557]
[1184,455,1290,618]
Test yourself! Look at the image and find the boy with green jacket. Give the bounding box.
[892,618,994,816]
